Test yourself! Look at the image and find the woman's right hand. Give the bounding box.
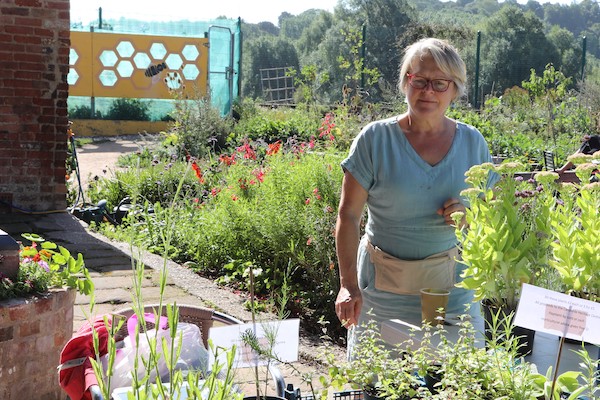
[335,286,362,328]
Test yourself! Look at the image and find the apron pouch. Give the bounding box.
[367,241,457,295]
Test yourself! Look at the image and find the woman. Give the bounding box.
[334,38,496,356]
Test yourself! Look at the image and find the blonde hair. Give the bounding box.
[398,38,467,100]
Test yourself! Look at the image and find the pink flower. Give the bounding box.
[37,260,50,272]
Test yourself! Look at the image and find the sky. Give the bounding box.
[70,0,578,26]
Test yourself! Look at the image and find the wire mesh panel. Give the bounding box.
[260,67,295,105]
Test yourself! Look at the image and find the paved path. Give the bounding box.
[1,136,343,399]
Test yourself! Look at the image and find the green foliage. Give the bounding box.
[478,6,560,96]
[288,64,330,108]
[549,154,600,302]
[68,104,102,119]
[105,98,150,121]
[90,137,344,337]
[454,163,560,309]
[232,102,321,143]
[87,161,204,212]
[324,315,562,399]
[169,96,234,159]
[241,36,300,100]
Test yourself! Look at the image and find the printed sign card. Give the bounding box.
[208,319,300,369]
[514,283,600,346]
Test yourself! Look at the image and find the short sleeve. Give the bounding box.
[340,124,376,191]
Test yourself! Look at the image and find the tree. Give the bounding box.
[296,11,333,56]
[335,0,417,98]
[279,9,323,40]
[478,6,559,96]
[547,25,583,84]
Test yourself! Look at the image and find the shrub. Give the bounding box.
[105,98,150,121]
[169,96,234,159]
[68,104,102,119]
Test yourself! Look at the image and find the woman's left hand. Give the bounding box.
[437,198,466,228]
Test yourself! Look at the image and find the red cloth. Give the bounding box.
[59,316,113,400]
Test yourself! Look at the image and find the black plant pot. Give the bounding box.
[481,300,535,357]
[422,364,443,395]
[363,386,412,400]
[362,389,385,400]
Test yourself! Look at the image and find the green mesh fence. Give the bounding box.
[70,17,241,117]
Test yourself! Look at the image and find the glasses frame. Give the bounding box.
[406,73,454,93]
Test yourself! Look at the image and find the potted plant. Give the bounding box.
[1,233,94,300]
[324,319,425,400]
[548,153,600,303]
[238,264,306,400]
[452,162,560,356]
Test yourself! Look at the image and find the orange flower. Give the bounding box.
[267,140,282,156]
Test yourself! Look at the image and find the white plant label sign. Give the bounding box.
[514,283,600,345]
[208,319,300,369]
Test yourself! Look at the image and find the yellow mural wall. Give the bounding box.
[69,31,208,99]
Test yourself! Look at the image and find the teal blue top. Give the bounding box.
[341,116,495,260]
[341,116,496,356]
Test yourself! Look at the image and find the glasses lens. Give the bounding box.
[410,77,427,89]
[432,80,450,92]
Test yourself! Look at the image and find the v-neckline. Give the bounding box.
[396,122,458,171]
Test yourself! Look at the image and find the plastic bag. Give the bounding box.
[101,313,209,390]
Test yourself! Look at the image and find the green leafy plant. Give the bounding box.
[548,152,600,301]
[324,314,561,399]
[453,162,560,309]
[0,233,94,300]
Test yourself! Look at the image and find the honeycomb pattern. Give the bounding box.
[68,48,80,85]
[68,32,209,99]
[96,40,203,87]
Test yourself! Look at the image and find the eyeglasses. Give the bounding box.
[407,73,453,92]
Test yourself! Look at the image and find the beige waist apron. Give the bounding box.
[365,240,458,295]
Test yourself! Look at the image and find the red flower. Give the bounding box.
[253,168,265,183]
[219,154,236,166]
[305,198,310,205]
[237,142,257,160]
[232,195,238,201]
[191,161,205,184]
[318,113,336,142]
[211,187,221,197]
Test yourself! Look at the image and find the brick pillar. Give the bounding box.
[0,288,75,400]
[0,0,70,213]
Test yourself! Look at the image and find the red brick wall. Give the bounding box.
[0,288,75,400]
[0,0,70,213]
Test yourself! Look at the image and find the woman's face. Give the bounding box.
[405,55,456,120]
